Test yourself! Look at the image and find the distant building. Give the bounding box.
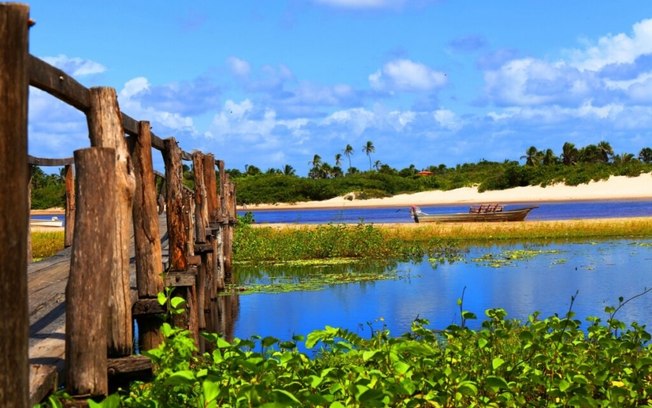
[417,170,433,177]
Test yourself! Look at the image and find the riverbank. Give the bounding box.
[241,174,652,211]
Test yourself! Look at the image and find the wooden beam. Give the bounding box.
[28,55,90,112]
[64,164,75,248]
[0,4,31,407]
[27,155,74,166]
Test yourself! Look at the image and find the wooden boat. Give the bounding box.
[410,204,537,223]
[30,216,64,228]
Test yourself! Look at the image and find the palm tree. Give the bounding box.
[283,164,295,176]
[362,140,375,170]
[542,149,558,166]
[521,146,541,166]
[561,142,578,165]
[639,147,652,163]
[334,153,342,168]
[597,141,614,163]
[343,144,354,171]
[373,160,382,171]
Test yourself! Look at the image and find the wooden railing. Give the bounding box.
[0,4,238,406]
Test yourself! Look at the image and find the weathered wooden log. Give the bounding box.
[192,152,209,244]
[163,138,187,271]
[86,87,135,357]
[130,121,164,350]
[131,122,164,297]
[64,164,75,248]
[0,4,30,407]
[203,154,218,222]
[192,153,209,329]
[202,154,221,294]
[223,178,236,279]
[27,166,33,263]
[66,147,116,397]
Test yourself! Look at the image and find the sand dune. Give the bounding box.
[243,173,652,210]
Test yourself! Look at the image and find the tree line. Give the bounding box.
[29,141,652,208]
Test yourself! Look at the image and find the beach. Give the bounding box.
[241,173,652,211]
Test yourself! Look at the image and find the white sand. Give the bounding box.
[242,173,652,210]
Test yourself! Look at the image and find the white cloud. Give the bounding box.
[569,19,652,71]
[43,54,106,76]
[227,56,251,77]
[118,77,194,132]
[369,59,447,92]
[433,109,462,131]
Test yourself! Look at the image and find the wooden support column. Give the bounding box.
[66,147,116,397]
[86,87,135,357]
[224,177,236,279]
[64,163,75,248]
[163,139,199,342]
[0,4,30,406]
[163,138,187,272]
[202,154,220,297]
[27,166,32,263]
[192,153,209,330]
[130,121,164,351]
[216,160,226,288]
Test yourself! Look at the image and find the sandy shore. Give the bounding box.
[241,174,652,211]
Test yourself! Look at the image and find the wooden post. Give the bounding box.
[202,154,220,296]
[0,4,30,406]
[131,121,164,350]
[163,138,187,271]
[224,177,236,279]
[86,87,135,357]
[216,160,226,288]
[192,153,209,330]
[27,165,32,263]
[66,147,116,397]
[64,163,75,248]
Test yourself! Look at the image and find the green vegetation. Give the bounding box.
[31,231,65,261]
[233,141,652,205]
[30,167,65,209]
[234,219,652,265]
[51,301,652,406]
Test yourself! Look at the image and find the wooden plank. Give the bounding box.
[164,269,197,287]
[28,55,90,112]
[132,298,165,317]
[0,4,31,407]
[87,87,135,358]
[66,147,116,396]
[107,355,152,376]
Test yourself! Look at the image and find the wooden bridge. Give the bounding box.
[1,4,239,406]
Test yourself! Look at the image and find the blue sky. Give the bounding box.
[26,0,652,175]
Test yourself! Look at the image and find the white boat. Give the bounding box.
[30,216,64,228]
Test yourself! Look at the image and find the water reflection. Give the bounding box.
[227,239,652,343]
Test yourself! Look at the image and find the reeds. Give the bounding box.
[379,217,652,242]
[31,230,65,261]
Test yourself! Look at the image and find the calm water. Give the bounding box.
[232,239,652,343]
[242,200,652,224]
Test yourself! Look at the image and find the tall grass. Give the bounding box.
[31,231,65,261]
[236,218,652,262]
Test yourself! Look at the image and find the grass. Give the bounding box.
[378,217,652,242]
[31,230,65,261]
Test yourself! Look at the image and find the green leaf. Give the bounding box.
[393,360,410,375]
[457,380,478,396]
[170,296,186,310]
[262,336,278,348]
[216,337,232,349]
[203,380,219,403]
[329,402,347,408]
[485,375,509,391]
[492,357,505,370]
[559,379,571,392]
[157,291,167,306]
[362,350,379,361]
[272,389,301,404]
[477,337,488,349]
[165,370,196,385]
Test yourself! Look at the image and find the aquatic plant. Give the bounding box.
[31,230,65,261]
